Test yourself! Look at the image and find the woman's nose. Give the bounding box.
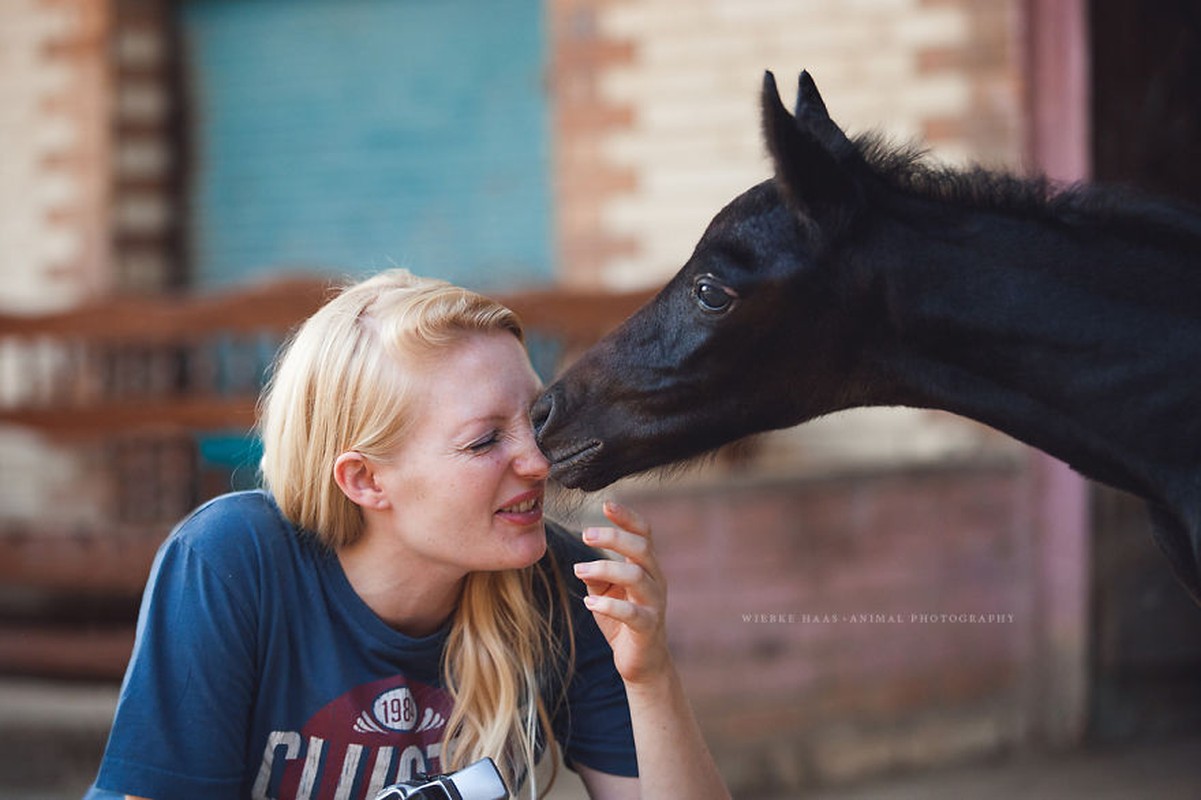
[514,427,551,479]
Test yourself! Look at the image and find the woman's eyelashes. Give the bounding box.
[465,430,501,453]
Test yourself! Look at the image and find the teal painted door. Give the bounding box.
[180,0,552,291]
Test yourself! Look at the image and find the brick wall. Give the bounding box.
[0,0,185,303]
[0,0,111,526]
[612,461,1039,793]
[0,0,110,311]
[547,0,639,288]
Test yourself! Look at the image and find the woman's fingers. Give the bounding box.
[584,501,658,570]
[583,594,658,632]
[579,529,663,605]
[577,498,665,603]
[574,558,653,595]
[576,501,672,684]
[602,500,650,541]
[574,560,662,616]
[583,525,652,567]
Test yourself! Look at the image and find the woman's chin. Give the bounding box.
[497,523,548,569]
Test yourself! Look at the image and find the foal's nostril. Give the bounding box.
[530,389,556,439]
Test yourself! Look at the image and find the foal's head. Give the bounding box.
[533,72,899,490]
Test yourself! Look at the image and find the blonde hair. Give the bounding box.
[258,269,570,796]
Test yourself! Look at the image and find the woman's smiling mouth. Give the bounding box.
[497,490,544,523]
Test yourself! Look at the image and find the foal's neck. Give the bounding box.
[864,205,1201,506]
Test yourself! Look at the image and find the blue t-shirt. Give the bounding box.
[87,490,635,799]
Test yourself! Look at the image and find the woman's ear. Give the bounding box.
[333,452,390,510]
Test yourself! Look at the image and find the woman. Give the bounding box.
[87,270,729,799]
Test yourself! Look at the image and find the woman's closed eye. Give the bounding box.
[466,431,501,453]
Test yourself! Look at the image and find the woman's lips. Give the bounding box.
[496,490,544,525]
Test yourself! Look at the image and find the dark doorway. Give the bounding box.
[1088,0,1201,742]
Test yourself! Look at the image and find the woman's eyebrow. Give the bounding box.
[457,413,506,428]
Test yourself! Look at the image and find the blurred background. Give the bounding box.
[1,0,1200,797]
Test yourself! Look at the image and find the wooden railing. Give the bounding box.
[0,275,655,679]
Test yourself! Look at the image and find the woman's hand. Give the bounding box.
[573,500,670,686]
[574,501,732,799]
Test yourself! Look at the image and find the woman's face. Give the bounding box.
[366,331,551,574]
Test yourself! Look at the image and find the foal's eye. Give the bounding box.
[694,276,737,313]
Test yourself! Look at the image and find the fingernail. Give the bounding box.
[573,562,592,576]
[582,527,599,543]
[583,595,599,609]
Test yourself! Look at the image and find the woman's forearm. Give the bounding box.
[624,661,730,800]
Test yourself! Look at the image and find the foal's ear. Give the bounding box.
[761,71,861,227]
[793,71,835,136]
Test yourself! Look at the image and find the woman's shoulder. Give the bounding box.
[166,489,302,570]
[174,488,288,536]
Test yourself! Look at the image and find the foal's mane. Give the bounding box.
[852,132,1201,246]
